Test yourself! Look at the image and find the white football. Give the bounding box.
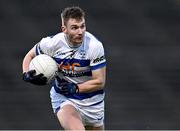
[29,54,58,84]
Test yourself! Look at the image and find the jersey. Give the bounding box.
[35,31,106,107]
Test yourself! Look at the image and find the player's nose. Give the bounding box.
[77,28,83,35]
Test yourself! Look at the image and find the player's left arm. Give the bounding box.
[77,66,106,93]
[76,41,106,93]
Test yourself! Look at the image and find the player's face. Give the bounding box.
[64,18,86,44]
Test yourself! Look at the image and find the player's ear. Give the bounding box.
[61,14,66,33]
[61,26,67,33]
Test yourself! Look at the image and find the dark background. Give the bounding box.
[0,0,180,130]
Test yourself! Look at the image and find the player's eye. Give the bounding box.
[71,26,78,30]
[80,24,85,29]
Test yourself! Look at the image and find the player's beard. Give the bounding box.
[68,34,84,45]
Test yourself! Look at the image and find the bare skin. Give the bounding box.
[57,105,85,130]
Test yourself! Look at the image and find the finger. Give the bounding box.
[28,70,36,75]
[38,76,47,81]
[60,90,68,95]
[59,82,68,87]
[36,73,44,77]
[56,77,67,84]
[55,76,62,81]
[61,79,68,83]
[41,77,47,81]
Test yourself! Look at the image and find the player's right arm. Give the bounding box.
[22,46,47,85]
[23,35,56,72]
[22,46,36,73]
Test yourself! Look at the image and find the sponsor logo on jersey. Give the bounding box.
[61,63,81,72]
[56,52,66,56]
[62,70,91,77]
[59,62,91,77]
[93,55,105,63]
[55,50,74,56]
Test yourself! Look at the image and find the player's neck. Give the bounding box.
[68,41,81,48]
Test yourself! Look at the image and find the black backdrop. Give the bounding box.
[0,0,180,130]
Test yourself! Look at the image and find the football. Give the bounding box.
[29,54,58,84]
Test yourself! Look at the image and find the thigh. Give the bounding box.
[50,87,85,130]
[57,104,85,130]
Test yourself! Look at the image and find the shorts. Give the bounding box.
[50,87,104,127]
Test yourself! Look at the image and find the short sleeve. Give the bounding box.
[35,36,55,57]
[90,42,106,70]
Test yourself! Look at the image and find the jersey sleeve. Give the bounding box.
[35,36,55,57]
[90,42,106,70]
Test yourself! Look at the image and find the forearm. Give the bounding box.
[78,79,105,93]
[22,47,36,73]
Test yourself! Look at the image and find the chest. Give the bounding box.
[53,47,91,72]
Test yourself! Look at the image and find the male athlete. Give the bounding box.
[22,6,106,130]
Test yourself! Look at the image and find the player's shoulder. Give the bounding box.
[85,31,103,49]
[51,32,64,40]
[39,32,64,47]
[36,32,65,56]
[85,31,101,43]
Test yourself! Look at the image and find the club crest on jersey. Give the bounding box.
[79,50,86,59]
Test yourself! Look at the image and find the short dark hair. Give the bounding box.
[61,6,85,26]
